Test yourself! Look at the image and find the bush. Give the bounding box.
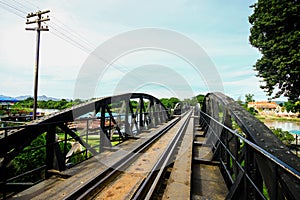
[247,107,257,115]
[9,134,46,182]
[270,127,295,146]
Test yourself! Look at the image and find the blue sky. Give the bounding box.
[0,0,282,101]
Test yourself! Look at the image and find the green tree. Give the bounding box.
[284,100,300,113]
[247,107,257,115]
[270,127,295,146]
[130,100,138,110]
[196,94,205,105]
[160,98,170,108]
[249,0,300,102]
[245,94,255,105]
[169,97,180,108]
[160,97,180,109]
[10,134,46,182]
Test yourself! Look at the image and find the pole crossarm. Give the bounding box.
[26,18,50,25]
[26,10,50,18]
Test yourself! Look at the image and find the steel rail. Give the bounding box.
[132,110,192,200]
[64,116,180,200]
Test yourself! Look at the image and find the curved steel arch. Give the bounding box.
[0,93,169,179]
[201,92,300,199]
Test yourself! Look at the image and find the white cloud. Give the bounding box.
[0,0,271,101]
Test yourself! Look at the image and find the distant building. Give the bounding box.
[0,96,19,115]
[248,101,299,118]
[0,96,18,105]
[248,101,281,114]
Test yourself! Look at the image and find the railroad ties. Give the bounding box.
[191,122,228,199]
[11,109,228,199]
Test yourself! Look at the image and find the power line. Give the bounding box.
[1,0,182,99]
[50,17,97,50]
[49,24,93,54]
[11,0,32,11]
[0,1,134,79]
[0,0,26,14]
[1,0,128,72]
[22,0,40,10]
[0,1,26,18]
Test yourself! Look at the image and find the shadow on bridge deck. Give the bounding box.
[191,124,228,199]
[11,122,173,200]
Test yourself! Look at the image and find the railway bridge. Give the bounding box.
[0,92,299,199]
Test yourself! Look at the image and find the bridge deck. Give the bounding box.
[11,122,173,200]
[162,114,194,199]
[191,126,228,199]
[11,117,228,199]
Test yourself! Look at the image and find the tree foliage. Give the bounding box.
[244,94,258,115]
[183,97,198,106]
[270,127,295,146]
[160,97,180,109]
[284,100,300,113]
[249,0,300,102]
[11,98,81,112]
[9,134,46,182]
[196,94,205,105]
[245,94,255,105]
[160,95,205,110]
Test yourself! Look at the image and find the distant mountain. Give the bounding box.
[37,95,61,101]
[15,95,60,101]
[14,95,31,101]
[0,95,18,102]
[273,101,285,105]
[1,94,61,101]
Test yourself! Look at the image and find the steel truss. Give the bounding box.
[0,93,169,197]
[200,92,300,200]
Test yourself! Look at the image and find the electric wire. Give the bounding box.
[1,0,183,99]
[0,0,26,18]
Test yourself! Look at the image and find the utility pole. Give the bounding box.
[26,10,50,120]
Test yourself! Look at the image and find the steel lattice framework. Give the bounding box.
[200,92,300,199]
[0,93,169,194]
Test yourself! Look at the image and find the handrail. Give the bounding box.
[200,110,300,180]
[0,93,170,199]
[201,92,300,199]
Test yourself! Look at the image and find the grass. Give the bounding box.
[256,114,300,122]
[58,132,123,150]
[263,182,270,199]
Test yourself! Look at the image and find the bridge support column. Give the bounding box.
[219,108,234,188]
[45,125,65,178]
[244,144,263,199]
[139,97,144,130]
[100,103,112,153]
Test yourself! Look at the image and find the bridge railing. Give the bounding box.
[0,93,170,199]
[199,92,300,200]
[0,110,169,199]
[0,121,90,198]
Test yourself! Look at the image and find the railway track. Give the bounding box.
[65,110,193,200]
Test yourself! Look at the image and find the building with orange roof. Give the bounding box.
[248,101,281,115]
